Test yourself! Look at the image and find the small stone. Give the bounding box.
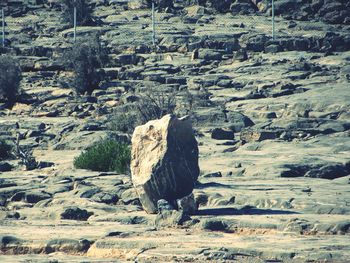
[202,172,222,178]
[302,187,312,193]
[176,193,197,215]
[233,49,248,62]
[196,49,222,61]
[265,44,282,53]
[155,210,191,228]
[200,219,230,232]
[0,162,13,172]
[60,207,93,221]
[235,163,242,168]
[157,199,176,212]
[240,129,277,143]
[37,161,55,169]
[120,188,140,205]
[25,191,51,204]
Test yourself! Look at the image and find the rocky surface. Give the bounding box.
[0,0,350,262]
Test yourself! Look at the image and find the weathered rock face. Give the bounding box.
[131,114,200,214]
[128,0,173,10]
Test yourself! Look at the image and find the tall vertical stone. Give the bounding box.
[131,114,199,214]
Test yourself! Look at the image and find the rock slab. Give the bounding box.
[131,115,200,214]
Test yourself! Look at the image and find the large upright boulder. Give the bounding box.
[131,115,200,214]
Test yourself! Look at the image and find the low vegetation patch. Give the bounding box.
[73,140,130,173]
[108,105,139,134]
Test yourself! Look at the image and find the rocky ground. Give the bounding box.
[0,0,350,262]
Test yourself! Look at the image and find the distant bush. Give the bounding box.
[0,55,22,104]
[0,140,13,160]
[108,90,177,134]
[136,90,177,124]
[64,35,108,95]
[73,140,131,173]
[61,0,92,27]
[108,105,139,134]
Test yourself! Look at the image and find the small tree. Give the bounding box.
[108,90,177,134]
[64,35,108,95]
[136,89,177,124]
[0,55,22,104]
[61,0,93,27]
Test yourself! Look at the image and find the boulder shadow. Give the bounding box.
[197,207,300,216]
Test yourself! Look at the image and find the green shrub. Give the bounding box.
[73,140,131,173]
[0,140,13,160]
[61,0,92,27]
[64,35,108,95]
[0,55,22,104]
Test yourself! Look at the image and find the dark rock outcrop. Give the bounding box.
[60,207,93,221]
[281,162,350,180]
[211,128,235,140]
